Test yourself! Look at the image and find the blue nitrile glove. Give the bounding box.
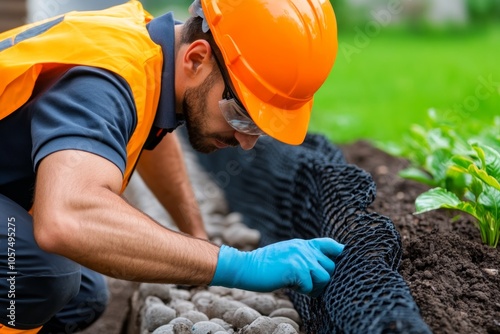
[210,238,344,297]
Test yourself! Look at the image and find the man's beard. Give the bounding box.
[182,77,239,154]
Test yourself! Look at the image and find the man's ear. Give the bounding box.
[182,39,214,80]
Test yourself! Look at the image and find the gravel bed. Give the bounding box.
[128,284,303,334]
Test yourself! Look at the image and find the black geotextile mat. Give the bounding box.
[191,132,432,334]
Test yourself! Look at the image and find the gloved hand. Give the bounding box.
[210,238,344,297]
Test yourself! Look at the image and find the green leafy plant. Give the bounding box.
[383,109,471,197]
[415,143,500,247]
[383,110,500,247]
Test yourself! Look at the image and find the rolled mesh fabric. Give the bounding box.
[190,131,432,334]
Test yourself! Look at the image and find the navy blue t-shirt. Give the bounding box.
[0,66,137,210]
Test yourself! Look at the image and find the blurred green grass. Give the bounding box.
[310,26,500,145]
[148,2,500,146]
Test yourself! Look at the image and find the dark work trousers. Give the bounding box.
[0,194,108,333]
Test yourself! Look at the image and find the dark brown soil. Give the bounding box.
[341,141,500,334]
[82,141,500,334]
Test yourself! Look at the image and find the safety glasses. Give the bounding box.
[212,52,266,136]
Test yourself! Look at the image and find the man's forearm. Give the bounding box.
[42,189,217,284]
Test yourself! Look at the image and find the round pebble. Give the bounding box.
[210,318,233,331]
[170,288,192,300]
[222,309,235,325]
[270,317,300,332]
[180,310,210,324]
[224,212,244,225]
[144,295,164,307]
[242,316,278,334]
[170,299,196,315]
[206,297,231,319]
[172,323,192,334]
[139,283,172,303]
[272,323,299,334]
[144,304,176,332]
[222,223,261,250]
[191,321,226,333]
[192,291,216,304]
[208,286,233,296]
[269,308,302,325]
[276,299,294,309]
[241,295,278,316]
[151,324,174,334]
[231,289,257,301]
[232,306,261,328]
[169,317,193,328]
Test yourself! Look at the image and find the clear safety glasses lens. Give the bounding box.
[219,99,266,136]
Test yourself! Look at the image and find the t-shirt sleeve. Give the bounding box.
[30,66,137,175]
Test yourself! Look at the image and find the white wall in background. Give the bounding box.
[427,0,468,25]
[346,0,468,25]
[27,0,126,23]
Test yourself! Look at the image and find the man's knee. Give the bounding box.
[72,271,109,327]
[39,270,109,334]
[0,267,81,329]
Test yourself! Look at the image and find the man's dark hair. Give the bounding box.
[181,16,214,44]
[180,16,224,67]
[180,15,230,88]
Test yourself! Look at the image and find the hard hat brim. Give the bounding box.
[235,79,312,146]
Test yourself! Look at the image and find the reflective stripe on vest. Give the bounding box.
[0,0,163,192]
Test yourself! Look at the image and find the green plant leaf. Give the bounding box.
[445,168,469,199]
[448,130,473,156]
[475,185,500,247]
[467,164,500,191]
[470,178,484,200]
[427,128,452,152]
[451,155,476,171]
[409,124,428,146]
[406,124,430,166]
[455,144,500,191]
[476,185,500,219]
[399,167,436,186]
[414,187,477,218]
[472,144,500,181]
[426,149,453,185]
[376,141,403,157]
[471,117,500,154]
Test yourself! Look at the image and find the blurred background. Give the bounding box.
[1,0,499,145]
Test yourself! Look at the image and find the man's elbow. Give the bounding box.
[33,211,76,255]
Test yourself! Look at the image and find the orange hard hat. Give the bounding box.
[197,0,338,145]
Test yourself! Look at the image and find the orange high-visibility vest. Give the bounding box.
[0,1,163,192]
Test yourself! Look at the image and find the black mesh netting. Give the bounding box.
[190,132,432,334]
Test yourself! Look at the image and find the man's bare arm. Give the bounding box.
[32,149,218,284]
[137,134,207,239]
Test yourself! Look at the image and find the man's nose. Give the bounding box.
[234,132,260,150]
